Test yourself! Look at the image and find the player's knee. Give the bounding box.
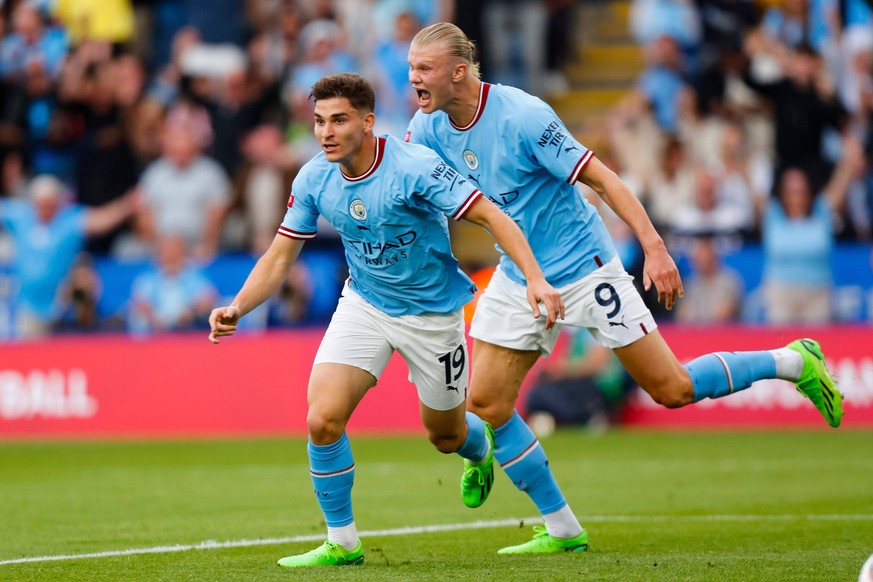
[427,430,464,454]
[467,397,514,428]
[645,381,694,409]
[306,409,346,445]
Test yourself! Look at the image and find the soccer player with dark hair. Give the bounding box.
[208,73,564,568]
[406,22,843,555]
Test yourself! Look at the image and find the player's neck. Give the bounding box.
[445,78,483,128]
[340,134,378,178]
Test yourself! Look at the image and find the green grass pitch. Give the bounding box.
[1,429,872,581]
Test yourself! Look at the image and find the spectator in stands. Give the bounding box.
[60,51,140,254]
[762,136,865,324]
[641,135,696,231]
[674,236,743,323]
[133,121,231,262]
[706,118,768,233]
[669,167,750,245]
[0,149,27,199]
[743,40,845,183]
[0,3,67,83]
[371,10,421,138]
[615,35,693,134]
[239,123,300,254]
[53,252,104,334]
[0,174,136,339]
[629,0,701,60]
[128,234,217,335]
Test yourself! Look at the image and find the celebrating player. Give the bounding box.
[406,22,843,555]
[208,73,564,568]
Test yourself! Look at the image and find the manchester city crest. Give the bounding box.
[349,199,367,220]
[463,149,479,170]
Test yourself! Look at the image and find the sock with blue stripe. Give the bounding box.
[308,432,358,549]
[685,351,777,401]
[494,411,581,538]
[455,411,490,463]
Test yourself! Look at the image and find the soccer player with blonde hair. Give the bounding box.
[406,22,843,555]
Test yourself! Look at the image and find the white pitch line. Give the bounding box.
[2,514,872,566]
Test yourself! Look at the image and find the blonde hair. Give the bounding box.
[411,22,481,80]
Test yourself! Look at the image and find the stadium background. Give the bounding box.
[1,2,872,580]
[1,0,871,435]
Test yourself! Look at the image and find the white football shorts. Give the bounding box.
[470,256,657,356]
[313,285,468,411]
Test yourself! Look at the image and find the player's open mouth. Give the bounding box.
[416,89,431,106]
[322,143,338,153]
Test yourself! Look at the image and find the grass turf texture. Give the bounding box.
[1,430,871,581]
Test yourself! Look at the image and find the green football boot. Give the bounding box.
[787,338,843,428]
[497,525,589,555]
[277,540,364,568]
[460,421,495,508]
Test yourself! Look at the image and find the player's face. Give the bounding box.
[408,43,460,114]
[313,97,374,167]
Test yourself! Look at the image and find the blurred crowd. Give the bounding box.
[585,0,873,327]
[0,0,871,341]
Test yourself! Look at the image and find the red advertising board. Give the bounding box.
[0,331,422,438]
[0,326,870,438]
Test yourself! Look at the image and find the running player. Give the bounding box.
[405,22,843,555]
[208,73,564,568]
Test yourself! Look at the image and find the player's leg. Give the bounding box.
[468,267,588,553]
[420,400,496,508]
[613,330,843,426]
[584,259,842,427]
[278,293,393,568]
[469,339,589,554]
[395,308,494,508]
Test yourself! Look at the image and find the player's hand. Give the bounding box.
[527,277,565,330]
[642,248,684,311]
[208,305,241,344]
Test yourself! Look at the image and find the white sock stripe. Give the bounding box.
[310,464,355,478]
[713,353,734,394]
[500,440,540,470]
[3,514,871,565]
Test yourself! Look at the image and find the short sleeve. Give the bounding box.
[404,113,428,147]
[519,104,594,184]
[278,174,319,240]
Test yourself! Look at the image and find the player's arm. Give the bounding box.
[208,234,304,343]
[578,156,684,310]
[462,197,565,328]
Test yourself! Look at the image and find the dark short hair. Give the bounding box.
[309,73,376,113]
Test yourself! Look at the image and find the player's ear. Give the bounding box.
[452,61,467,83]
[363,111,376,132]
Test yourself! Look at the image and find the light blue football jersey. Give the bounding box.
[279,135,481,316]
[406,83,617,287]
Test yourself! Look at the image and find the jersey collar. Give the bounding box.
[341,136,385,182]
[449,83,490,131]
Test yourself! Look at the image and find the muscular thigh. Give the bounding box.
[468,339,540,426]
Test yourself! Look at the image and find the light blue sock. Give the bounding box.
[685,351,777,401]
[493,411,566,515]
[456,411,489,462]
[308,432,355,527]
